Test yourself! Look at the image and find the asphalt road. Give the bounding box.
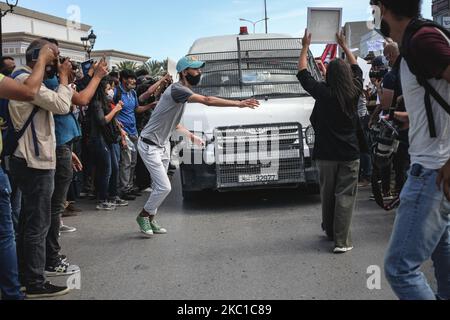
[50,172,435,300]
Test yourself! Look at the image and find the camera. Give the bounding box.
[59,57,79,71]
[369,68,388,80]
[371,117,400,168]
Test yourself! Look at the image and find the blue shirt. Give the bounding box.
[44,77,81,146]
[54,113,81,146]
[115,84,138,136]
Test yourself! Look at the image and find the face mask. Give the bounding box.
[186,73,202,86]
[107,89,115,102]
[44,76,59,91]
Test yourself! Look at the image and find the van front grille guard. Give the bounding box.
[214,123,305,189]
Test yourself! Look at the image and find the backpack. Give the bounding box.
[0,70,40,165]
[401,18,450,138]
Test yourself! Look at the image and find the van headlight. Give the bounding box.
[305,126,315,148]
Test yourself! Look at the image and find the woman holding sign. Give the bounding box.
[297,30,364,254]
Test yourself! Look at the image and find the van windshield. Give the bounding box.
[188,38,322,100]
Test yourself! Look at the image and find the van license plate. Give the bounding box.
[239,174,279,183]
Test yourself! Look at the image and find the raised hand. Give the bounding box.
[94,57,109,79]
[302,29,312,48]
[58,57,73,78]
[336,30,347,49]
[38,44,57,65]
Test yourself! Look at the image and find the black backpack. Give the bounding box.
[401,18,450,138]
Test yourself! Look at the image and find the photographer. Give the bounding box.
[8,39,73,298]
[382,42,410,196]
[369,55,394,201]
[370,0,450,300]
[37,38,109,278]
[0,43,56,300]
[298,30,364,254]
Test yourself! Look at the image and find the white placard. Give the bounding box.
[307,7,342,44]
[167,58,178,80]
[367,40,385,52]
[443,17,450,29]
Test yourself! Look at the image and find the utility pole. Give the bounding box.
[264,0,268,33]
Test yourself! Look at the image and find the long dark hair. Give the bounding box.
[91,76,114,113]
[326,59,362,117]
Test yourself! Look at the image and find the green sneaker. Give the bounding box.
[136,216,154,237]
[150,220,167,234]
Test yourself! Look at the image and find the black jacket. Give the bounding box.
[297,65,364,162]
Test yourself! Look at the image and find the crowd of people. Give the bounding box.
[0,0,448,301]
[0,34,259,299]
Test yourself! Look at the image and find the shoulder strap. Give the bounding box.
[401,19,450,138]
[417,77,450,138]
[11,69,31,79]
[11,69,40,156]
[114,87,122,105]
[401,18,450,76]
[17,106,39,137]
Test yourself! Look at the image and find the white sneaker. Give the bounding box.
[60,225,77,233]
[333,247,354,254]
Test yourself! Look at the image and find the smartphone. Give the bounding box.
[81,59,94,76]
[32,48,40,61]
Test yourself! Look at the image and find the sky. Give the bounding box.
[13,0,433,61]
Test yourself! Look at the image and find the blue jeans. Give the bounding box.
[0,167,23,300]
[89,138,119,201]
[110,143,120,198]
[385,164,450,300]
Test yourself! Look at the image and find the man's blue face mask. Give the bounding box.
[44,76,59,91]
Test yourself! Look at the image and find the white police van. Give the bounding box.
[172,32,321,200]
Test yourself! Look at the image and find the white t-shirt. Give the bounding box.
[400,59,450,170]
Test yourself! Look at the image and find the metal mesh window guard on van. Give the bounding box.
[187,38,322,100]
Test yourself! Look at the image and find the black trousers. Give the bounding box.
[10,157,55,288]
[47,145,73,267]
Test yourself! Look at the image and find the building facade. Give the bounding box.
[433,0,450,29]
[1,3,149,67]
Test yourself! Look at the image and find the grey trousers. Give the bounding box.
[138,139,171,215]
[317,160,360,248]
[119,135,138,194]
